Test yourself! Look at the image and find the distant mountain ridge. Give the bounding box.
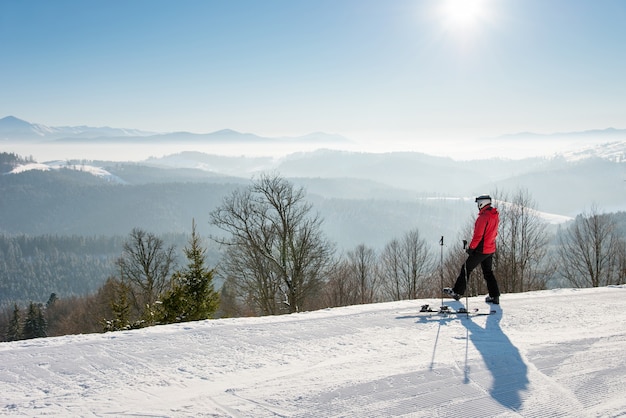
[0,116,155,141]
[495,127,626,141]
[0,116,351,145]
[5,115,626,146]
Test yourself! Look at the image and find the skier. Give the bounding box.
[444,194,501,304]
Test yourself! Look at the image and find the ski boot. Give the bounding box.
[485,295,500,305]
[443,287,461,301]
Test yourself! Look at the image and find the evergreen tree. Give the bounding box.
[46,293,58,308]
[160,221,219,323]
[22,302,47,339]
[6,304,22,341]
[104,279,132,332]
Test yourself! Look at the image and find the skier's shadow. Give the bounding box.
[457,304,529,412]
[405,303,529,412]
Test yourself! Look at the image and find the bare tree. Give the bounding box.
[380,229,432,300]
[322,259,361,308]
[210,173,335,315]
[346,244,379,304]
[617,238,626,284]
[219,242,284,315]
[116,228,176,322]
[380,238,403,300]
[558,207,624,287]
[495,189,551,293]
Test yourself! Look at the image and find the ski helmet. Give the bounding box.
[475,194,492,210]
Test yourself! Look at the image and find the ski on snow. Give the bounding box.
[418,304,496,316]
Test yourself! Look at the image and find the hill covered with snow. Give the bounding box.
[1,286,625,417]
[7,160,127,184]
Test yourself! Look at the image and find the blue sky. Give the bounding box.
[1,0,625,142]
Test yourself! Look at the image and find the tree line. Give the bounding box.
[0,233,218,307]
[0,152,35,172]
[2,221,220,340]
[213,175,626,316]
[2,173,625,341]
[0,234,123,305]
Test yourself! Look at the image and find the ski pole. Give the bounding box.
[439,236,444,309]
[463,239,469,317]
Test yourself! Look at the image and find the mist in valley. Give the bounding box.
[1,117,625,307]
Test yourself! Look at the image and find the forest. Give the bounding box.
[1,175,624,342]
[1,152,624,341]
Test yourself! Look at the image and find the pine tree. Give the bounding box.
[22,302,47,339]
[104,279,132,332]
[6,304,22,341]
[46,293,58,308]
[160,220,219,323]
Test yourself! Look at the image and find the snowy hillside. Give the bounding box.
[560,140,626,162]
[7,160,127,184]
[1,286,625,417]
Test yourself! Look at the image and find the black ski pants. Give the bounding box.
[453,252,500,298]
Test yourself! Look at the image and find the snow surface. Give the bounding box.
[423,197,573,225]
[1,286,625,417]
[7,161,126,184]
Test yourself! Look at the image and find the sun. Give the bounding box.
[439,0,490,32]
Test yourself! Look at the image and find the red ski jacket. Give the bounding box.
[469,205,499,254]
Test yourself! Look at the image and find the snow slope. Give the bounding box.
[1,286,625,417]
[7,160,127,184]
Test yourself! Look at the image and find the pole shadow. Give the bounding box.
[398,304,529,412]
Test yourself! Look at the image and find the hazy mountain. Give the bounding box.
[3,142,623,241]
[491,129,626,163]
[0,149,623,306]
[0,116,154,141]
[0,116,56,140]
[1,118,624,310]
[496,127,626,142]
[146,149,560,194]
[145,148,624,215]
[560,140,626,162]
[1,116,625,247]
[0,116,352,146]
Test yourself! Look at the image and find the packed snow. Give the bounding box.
[1,286,625,417]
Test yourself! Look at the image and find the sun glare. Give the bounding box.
[439,0,490,32]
